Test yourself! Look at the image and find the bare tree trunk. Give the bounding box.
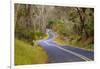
[76,8,88,38]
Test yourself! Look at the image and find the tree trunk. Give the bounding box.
[76,8,88,38]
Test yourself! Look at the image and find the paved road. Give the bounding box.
[38,29,94,63]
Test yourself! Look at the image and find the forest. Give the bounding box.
[14,4,94,65]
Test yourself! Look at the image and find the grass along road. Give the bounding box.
[54,35,94,51]
[15,38,48,65]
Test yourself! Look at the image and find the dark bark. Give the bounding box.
[76,8,88,38]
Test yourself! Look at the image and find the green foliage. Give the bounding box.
[47,19,64,28]
[32,31,45,40]
[47,20,55,28]
[85,10,94,36]
[48,19,68,36]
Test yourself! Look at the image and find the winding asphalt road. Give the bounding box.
[38,29,94,63]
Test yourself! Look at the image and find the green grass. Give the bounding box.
[54,37,67,45]
[15,38,48,65]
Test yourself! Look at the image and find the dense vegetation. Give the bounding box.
[15,4,94,65]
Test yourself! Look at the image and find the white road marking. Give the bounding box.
[43,41,92,61]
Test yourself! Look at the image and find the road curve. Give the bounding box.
[38,29,94,63]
